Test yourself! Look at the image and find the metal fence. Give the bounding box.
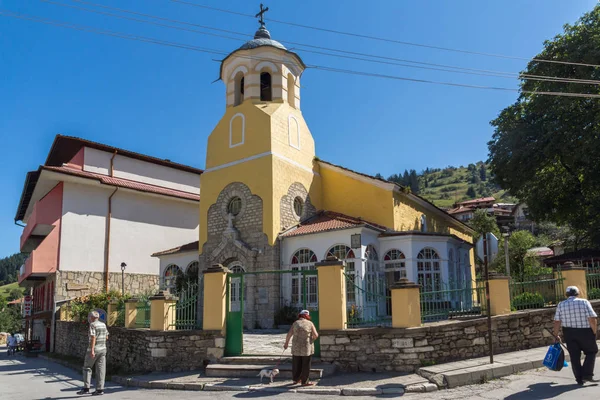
[135,302,151,328]
[114,303,125,327]
[168,283,201,330]
[420,280,486,323]
[510,268,564,311]
[345,273,392,328]
[586,262,600,300]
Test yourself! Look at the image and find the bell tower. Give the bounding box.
[199,8,322,257]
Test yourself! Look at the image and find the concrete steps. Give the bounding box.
[206,357,336,380]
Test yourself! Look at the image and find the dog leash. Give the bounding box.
[275,348,286,368]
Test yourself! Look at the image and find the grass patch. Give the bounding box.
[0,282,24,300]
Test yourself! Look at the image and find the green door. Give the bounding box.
[225,273,243,356]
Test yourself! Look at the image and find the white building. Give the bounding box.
[15,135,201,350]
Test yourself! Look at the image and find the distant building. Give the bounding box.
[513,203,534,232]
[447,197,515,225]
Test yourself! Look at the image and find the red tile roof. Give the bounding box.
[43,166,200,202]
[455,197,496,206]
[447,206,475,214]
[281,211,387,238]
[152,241,199,257]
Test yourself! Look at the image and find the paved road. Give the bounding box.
[2,345,600,399]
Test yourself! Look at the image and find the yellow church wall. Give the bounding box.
[205,101,278,170]
[199,156,274,253]
[269,105,316,169]
[320,167,395,228]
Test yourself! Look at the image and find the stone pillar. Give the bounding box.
[203,264,229,333]
[149,291,179,331]
[390,278,421,328]
[125,299,139,329]
[107,301,118,326]
[487,274,511,316]
[316,257,346,330]
[557,261,587,299]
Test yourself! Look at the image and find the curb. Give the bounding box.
[113,375,415,396]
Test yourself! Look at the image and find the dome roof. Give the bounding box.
[238,25,286,51]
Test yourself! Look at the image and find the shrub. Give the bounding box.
[69,290,130,322]
[511,292,545,310]
[274,305,299,326]
[588,288,600,300]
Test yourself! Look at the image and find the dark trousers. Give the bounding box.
[292,355,312,384]
[563,327,598,381]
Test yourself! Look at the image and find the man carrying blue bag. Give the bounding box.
[553,286,598,386]
[543,342,566,371]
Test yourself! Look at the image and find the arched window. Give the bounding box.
[163,264,182,290]
[228,261,245,312]
[287,73,295,108]
[384,249,406,283]
[234,72,244,106]
[290,249,318,306]
[186,261,199,280]
[448,249,455,286]
[365,245,381,301]
[326,245,357,302]
[417,248,441,292]
[260,72,272,101]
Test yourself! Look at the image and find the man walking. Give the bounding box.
[77,311,108,396]
[553,286,598,385]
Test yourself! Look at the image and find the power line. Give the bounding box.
[2,10,600,99]
[171,0,600,69]
[42,1,600,86]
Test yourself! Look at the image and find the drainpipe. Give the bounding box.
[110,150,117,177]
[104,188,119,292]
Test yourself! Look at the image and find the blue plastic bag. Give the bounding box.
[543,343,565,371]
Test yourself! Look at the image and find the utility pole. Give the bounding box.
[483,233,494,364]
[502,227,510,277]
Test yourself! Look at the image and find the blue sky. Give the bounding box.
[0,0,596,257]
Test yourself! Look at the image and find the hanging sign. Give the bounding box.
[23,295,32,317]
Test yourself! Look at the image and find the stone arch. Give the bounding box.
[279,182,317,230]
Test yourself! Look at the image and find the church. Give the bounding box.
[155,16,476,329]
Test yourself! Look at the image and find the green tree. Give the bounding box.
[509,230,537,279]
[409,169,419,194]
[466,186,477,198]
[8,288,23,301]
[488,6,600,248]
[0,306,21,333]
[468,209,500,238]
[479,164,487,181]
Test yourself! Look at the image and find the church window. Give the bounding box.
[290,249,318,306]
[417,248,441,292]
[384,249,406,283]
[228,262,245,312]
[420,215,427,232]
[229,113,245,148]
[326,245,356,302]
[287,73,295,108]
[234,72,244,106]
[260,72,272,101]
[365,245,382,302]
[293,197,304,218]
[227,197,242,216]
[163,264,182,290]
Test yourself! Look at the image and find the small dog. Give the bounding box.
[257,368,280,384]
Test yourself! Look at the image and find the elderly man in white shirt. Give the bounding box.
[553,286,598,385]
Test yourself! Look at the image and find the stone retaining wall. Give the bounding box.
[320,301,600,373]
[54,321,223,374]
[55,271,159,301]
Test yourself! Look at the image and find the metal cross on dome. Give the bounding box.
[255,3,269,26]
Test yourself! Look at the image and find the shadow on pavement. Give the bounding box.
[504,382,583,400]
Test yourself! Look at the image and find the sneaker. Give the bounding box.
[301,382,314,387]
[576,380,584,386]
[583,377,600,383]
[77,389,90,395]
[92,390,104,396]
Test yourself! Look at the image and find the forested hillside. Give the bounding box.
[0,253,27,287]
[380,162,517,208]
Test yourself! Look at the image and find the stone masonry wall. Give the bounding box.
[201,182,280,329]
[55,271,159,301]
[279,182,317,231]
[320,301,600,373]
[54,321,224,374]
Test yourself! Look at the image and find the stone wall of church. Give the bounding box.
[55,271,159,301]
[200,182,281,329]
[319,301,600,373]
[280,182,317,230]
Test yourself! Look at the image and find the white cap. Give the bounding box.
[299,310,310,316]
[566,286,580,296]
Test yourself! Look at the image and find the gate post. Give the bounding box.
[107,301,118,326]
[203,264,229,333]
[487,274,511,316]
[390,278,421,328]
[316,256,346,330]
[558,262,587,299]
[124,299,139,329]
[150,291,179,331]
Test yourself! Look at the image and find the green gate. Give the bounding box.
[224,270,320,357]
[169,283,201,330]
